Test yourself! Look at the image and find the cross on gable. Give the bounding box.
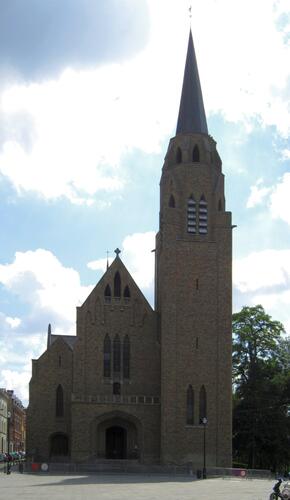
[114,248,121,258]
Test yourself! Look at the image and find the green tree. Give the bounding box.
[232,305,289,471]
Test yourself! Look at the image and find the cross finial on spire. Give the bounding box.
[189,3,192,20]
[114,248,121,258]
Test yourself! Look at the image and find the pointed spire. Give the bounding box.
[176,30,208,135]
[47,323,51,349]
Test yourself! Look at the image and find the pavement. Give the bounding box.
[0,472,274,500]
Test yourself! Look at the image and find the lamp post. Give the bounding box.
[6,410,11,474]
[202,417,207,479]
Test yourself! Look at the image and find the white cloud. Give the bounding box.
[234,249,290,334]
[5,316,21,328]
[234,249,290,292]
[0,0,289,202]
[0,249,92,331]
[270,172,290,225]
[246,179,272,208]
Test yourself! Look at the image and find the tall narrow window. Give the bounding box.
[192,145,200,162]
[176,147,182,164]
[218,199,222,211]
[124,285,131,301]
[56,385,64,417]
[113,382,121,395]
[114,272,121,298]
[123,335,130,379]
[104,284,111,303]
[187,196,196,233]
[113,334,121,373]
[104,334,111,377]
[186,385,194,425]
[169,194,175,208]
[198,195,208,234]
[199,385,207,423]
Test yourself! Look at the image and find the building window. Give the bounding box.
[123,335,130,379]
[176,147,182,164]
[56,385,64,418]
[114,272,121,298]
[113,382,121,395]
[104,334,111,377]
[186,385,194,425]
[169,194,175,208]
[192,145,200,162]
[113,334,121,373]
[187,196,196,233]
[199,385,207,423]
[124,285,131,302]
[218,199,222,211]
[198,195,208,234]
[104,284,111,303]
[58,355,61,368]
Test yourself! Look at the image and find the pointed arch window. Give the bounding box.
[198,195,208,234]
[114,272,121,299]
[218,199,222,211]
[186,385,194,425]
[199,385,207,423]
[56,385,64,417]
[124,285,131,303]
[123,335,130,379]
[113,334,121,373]
[176,147,182,164]
[104,334,111,377]
[192,145,200,162]
[169,194,175,208]
[104,284,111,303]
[187,196,196,234]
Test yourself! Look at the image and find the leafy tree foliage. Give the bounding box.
[232,305,290,472]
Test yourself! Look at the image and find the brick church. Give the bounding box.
[27,29,232,468]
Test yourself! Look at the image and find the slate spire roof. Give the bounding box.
[176,29,208,135]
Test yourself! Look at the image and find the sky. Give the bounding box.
[0,0,290,406]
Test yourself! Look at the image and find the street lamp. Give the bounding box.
[202,417,207,479]
[7,411,11,475]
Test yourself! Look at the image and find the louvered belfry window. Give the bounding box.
[198,195,208,234]
[187,196,196,233]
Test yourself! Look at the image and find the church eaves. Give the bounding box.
[176,30,208,135]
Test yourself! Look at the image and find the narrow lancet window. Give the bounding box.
[56,385,64,417]
[104,334,111,377]
[169,194,175,208]
[104,284,111,303]
[199,385,207,423]
[192,145,200,162]
[113,334,121,373]
[187,196,196,234]
[114,272,121,298]
[186,385,194,425]
[123,335,130,379]
[218,199,222,211]
[176,147,182,164]
[124,285,131,301]
[198,195,208,234]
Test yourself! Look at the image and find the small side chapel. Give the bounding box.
[27,29,233,468]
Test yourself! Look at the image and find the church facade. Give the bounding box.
[27,30,232,468]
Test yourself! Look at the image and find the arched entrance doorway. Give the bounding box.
[49,433,69,458]
[106,426,127,459]
[95,411,142,461]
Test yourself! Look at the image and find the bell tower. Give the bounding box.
[156,30,232,467]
